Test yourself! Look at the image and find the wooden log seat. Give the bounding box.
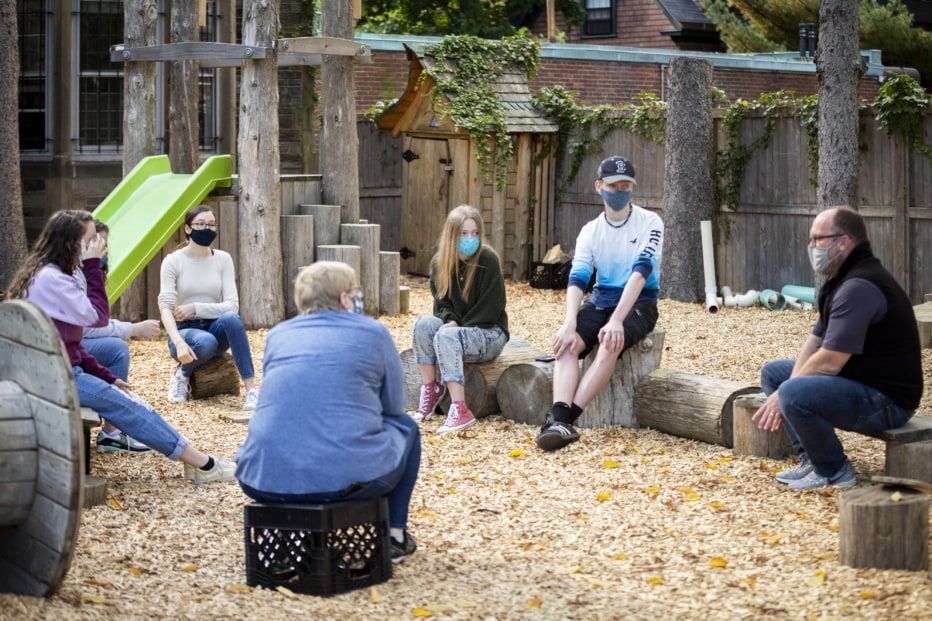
[189,353,241,400]
[401,338,547,419]
[577,330,666,429]
[864,415,932,484]
[732,393,793,459]
[913,300,932,349]
[839,484,929,571]
[633,369,760,448]
[0,300,84,596]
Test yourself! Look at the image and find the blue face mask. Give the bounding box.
[350,293,364,314]
[600,188,633,212]
[458,237,480,257]
[100,253,108,269]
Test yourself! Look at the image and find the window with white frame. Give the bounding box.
[581,0,615,38]
[18,0,51,153]
[75,0,125,153]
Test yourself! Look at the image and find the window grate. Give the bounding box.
[581,0,615,38]
[76,0,124,153]
[18,0,50,152]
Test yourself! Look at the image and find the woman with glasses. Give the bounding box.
[410,205,509,434]
[158,204,259,410]
[236,261,421,564]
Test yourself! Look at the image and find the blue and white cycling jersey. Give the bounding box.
[567,204,664,308]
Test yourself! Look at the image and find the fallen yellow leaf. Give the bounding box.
[449,488,456,494]
[859,591,876,599]
[525,597,542,609]
[558,565,583,574]
[508,449,525,457]
[583,576,606,587]
[641,486,660,493]
[88,546,107,554]
[647,576,663,585]
[82,594,105,604]
[226,584,254,592]
[795,513,807,519]
[412,608,433,617]
[424,604,452,612]
[768,533,787,545]
[602,459,620,469]
[108,497,124,511]
[826,524,840,533]
[640,456,651,463]
[596,492,612,501]
[709,557,728,568]
[891,491,903,502]
[715,457,734,464]
[610,553,628,561]
[370,586,382,603]
[677,487,695,494]
[426,437,440,444]
[414,510,438,518]
[807,571,826,587]
[127,567,143,575]
[704,463,720,470]
[707,502,724,508]
[683,493,701,502]
[453,600,477,608]
[741,576,758,585]
[179,564,198,572]
[456,457,472,464]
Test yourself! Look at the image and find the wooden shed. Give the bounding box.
[377,43,559,280]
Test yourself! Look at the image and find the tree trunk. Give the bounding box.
[320,0,360,225]
[0,0,26,291]
[118,0,159,320]
[238,0,284,328]
[169,0,200,174]
[661,57,714,302]
[816,0,862,212]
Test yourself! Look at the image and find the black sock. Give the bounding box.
[199,456,215,471]
[569,403,584,423]
[550,402,572,424]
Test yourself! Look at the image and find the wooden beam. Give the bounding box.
[277,37,370,58]
[111,42,265,63]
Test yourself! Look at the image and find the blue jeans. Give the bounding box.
[83,336,130,381]
[167,312,255,380]
[412,316,508,385]
[239,414,421,530]
[761,360,913,477]
[74,366,187,459]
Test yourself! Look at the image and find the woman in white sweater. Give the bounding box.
[158,205,259,409]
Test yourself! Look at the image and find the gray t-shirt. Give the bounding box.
[813,277,887,354]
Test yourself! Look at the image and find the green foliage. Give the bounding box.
[875,74,932,161]
[700,0,932,85]
[420,33,542,188]
[359,0,586,39]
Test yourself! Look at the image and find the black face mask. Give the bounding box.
[189,228,218,247]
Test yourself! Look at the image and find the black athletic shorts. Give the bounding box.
[575,299,658,358]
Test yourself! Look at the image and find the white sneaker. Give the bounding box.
[193,456,236,485]
[167,366,190,404]
[242,388,259,411]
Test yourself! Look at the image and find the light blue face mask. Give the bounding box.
[458,237,480,257]
[350,293,364,314]
[600,188,632,212]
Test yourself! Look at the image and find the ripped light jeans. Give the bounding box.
[412,316,508,385]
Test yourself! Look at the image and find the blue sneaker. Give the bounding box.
[96,430,151,453]
[788,461,857,491]
[775,456,813,484]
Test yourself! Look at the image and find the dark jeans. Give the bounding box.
[239,414,421,530]
[761,360,913,476]
[167,311,255,380]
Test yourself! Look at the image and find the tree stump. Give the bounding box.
[317,244,361,279]
[732,393,793,459]
[298,204,341,247]
[341,224,380,318]
[839,485,929,571]
[578,330,665,429]
[400,339,545,419]
[497,360,554,425]
[379,251,400,317]
[399,286,410,314]
[190,353,241,400]
[634,369,759,447]
[281,214,315,317]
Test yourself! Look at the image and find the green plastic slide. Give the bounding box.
[92,155,232,304]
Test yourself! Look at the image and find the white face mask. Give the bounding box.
[808,238,842,274]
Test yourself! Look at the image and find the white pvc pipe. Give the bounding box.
[722,285,761,308]
[701,220,718,313]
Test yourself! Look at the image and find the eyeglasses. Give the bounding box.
[808,233,843,246]
[190,222,218,231]
[347,285,364,298]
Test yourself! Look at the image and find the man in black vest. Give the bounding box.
[752,206,922,490]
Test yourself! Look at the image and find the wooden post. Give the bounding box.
[169,0,200,174]
[914,301,932,348]
[379,251,400,316]
[317,245,361,280]
[341,224,380,317]
[298,204,341,248]
[238,0,284,328]
[497,361,554,425]
[281,215,315,317]
[634,369,760,448]
[839,486,928,571]
[578,330,666,429]
[732,393,793,459]
[399,285,411,314]
[320,0,360,225]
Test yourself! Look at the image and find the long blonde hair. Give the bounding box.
[434,205,485,300]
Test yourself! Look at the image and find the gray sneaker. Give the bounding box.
[775,456,813,484]
[788,461,857,491]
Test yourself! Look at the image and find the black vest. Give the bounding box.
[817,242,922,410]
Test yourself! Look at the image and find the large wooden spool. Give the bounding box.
[839,484,929,571]
[0,300,84,596]
[634,369,759,448]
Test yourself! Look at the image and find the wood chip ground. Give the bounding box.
[3,278,930,620]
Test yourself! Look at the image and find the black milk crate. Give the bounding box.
[244,498,392,596]
[529,260,571,290]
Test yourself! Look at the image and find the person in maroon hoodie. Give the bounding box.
[7,210,234,485]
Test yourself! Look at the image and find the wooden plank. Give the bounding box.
[0,482,35,524]
[0,302,65,353]
[867,415,932,444]
[0,529,68,597]
[0,450,38,481]
[0,555,51,597]
[110,41,267,63]
[36,447,82,510]
[278,37,370,58]
[0,419,37,451]
[31,399,81,460]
